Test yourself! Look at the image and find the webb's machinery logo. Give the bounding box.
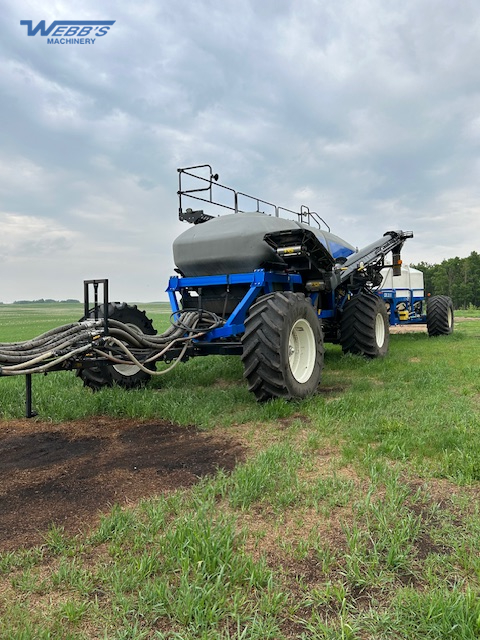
[20,20,115,44]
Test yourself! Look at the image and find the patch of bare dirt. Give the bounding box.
[389,324,427,334]
[389,317,473,334]
[0,417,245,552]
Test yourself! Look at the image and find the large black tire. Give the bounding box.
[241,292,324,401]
[340,293,389,357]
[77,303,156,390]
[427,295,454,336]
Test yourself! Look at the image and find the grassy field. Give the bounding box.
[1,304,480,638]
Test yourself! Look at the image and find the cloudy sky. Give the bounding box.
[2,0,480,303]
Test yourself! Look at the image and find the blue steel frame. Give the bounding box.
[378,288,426,325]
[167,268,343,344]
[167,269,306,341]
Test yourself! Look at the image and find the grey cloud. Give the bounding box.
[0,0,479,302]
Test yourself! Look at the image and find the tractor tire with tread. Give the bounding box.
[77,302,156,390]
[340,293,389,357]
[241,291,324,401]
[427,295,454,336]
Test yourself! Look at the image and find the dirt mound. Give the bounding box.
[0,418,245,552]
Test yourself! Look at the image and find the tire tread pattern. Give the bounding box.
[427,295,454,336]
[241,291,323,401]
[340,293,389,357]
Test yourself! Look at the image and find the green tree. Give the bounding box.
[412,253,479,309]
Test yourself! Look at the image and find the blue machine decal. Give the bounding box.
[328,239,355,260]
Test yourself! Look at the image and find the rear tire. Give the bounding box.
[427,295,454,336]
[340,293,389,357]
[241,292,324,401]
[77,303,156,390]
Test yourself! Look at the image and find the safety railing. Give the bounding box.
[177,164,330,230]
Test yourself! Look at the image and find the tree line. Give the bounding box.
[412,251,480,309]
[10,299,80,305]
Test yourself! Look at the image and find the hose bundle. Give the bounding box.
[0,309,224,377]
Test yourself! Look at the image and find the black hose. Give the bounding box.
[0,321,100,352]
[0,327,100,358]
[0,309,224,371]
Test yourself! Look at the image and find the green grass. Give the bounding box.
[456,308,480,318]
[1,307,480,638]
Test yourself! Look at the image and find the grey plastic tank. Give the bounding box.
[173,212,356,277]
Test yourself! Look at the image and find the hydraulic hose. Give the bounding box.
[0,322,78,347]
[0,328,103,360]
[0,309,224,377]
[95,336,191,376]
[0,344,94,376]
[0,321,100,351]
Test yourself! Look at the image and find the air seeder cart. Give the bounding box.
[0,165,454,415]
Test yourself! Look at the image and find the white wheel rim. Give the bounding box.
[288,318,317,384]
[375,313,386,348]
[447,307,453,328]
[112,323,143,376]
